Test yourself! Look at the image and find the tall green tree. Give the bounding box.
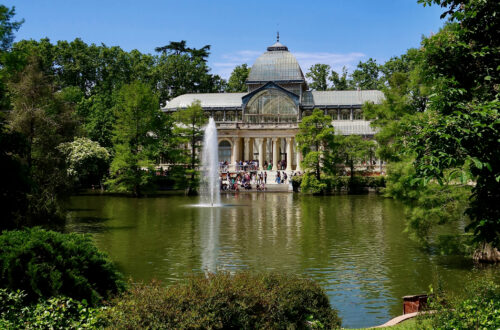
[305,64,331,91]
[329,66,350,90]
[0,5,23,51]
[226,64,249,92]
[174,101,207,195]
[107,81,162,196]
[350,58,381,90]
[0,4,24,110]
[336,135,376,188]
[8,56,77,226]
[406,0,500,250]
[296,109,337,181]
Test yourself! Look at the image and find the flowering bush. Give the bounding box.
[58,137,110,187]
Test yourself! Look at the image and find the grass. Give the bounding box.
[355,316,433,329]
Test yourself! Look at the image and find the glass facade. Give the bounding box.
[218,140,231,162]
[244,90,298,123]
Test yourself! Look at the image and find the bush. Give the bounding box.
[0,288,105,329]
[0,228,125,306]
[300,174,386,194]
[300,173,327,194]
[103,272,341,329]
[426,277,500,329]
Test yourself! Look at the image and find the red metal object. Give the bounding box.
[403,295,428,314]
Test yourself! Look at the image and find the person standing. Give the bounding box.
[264,171,267,184]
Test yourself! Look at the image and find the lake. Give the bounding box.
[67,193,493,328]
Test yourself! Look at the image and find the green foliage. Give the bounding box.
[336,135,376,186]
[7,56,77,226]
[58,137,110,188]
[300,174,385,194]
[306,63,331,91]
[329,66,350,90]
[403,0,500,247]
[0,289,106,329]
[174,100,208,194]
[297,109,337,182]
[0,116,30,230]
[426,276,500,329]
[226,63,249,92]
[103,272,341,329]
[106,81,162,196]
[0,228,125,306]
[0,5,24,52]
[384,160,471,245]
[350,58,382,90]
[300,173,328,194]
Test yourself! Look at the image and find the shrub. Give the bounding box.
[0,288,105,329]
[0,228,125,306]
[426,277,500,329]
[300,173,327,194]
[103,272,341,329]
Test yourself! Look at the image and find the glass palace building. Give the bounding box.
[162,41,383,172]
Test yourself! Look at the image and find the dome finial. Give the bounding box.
[277,31,279,43]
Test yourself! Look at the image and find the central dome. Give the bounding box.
[247,42,305,83]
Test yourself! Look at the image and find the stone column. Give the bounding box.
[232,137,240,165]
[244,138,250,161]
[295,140,302,172]
[286,137,293,171]
[272,138,279,171]
[256,138,264,170]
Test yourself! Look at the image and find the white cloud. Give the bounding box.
[211,50,366,80]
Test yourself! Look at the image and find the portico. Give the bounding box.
[220,132,301,172]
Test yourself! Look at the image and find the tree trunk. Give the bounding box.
[473,242,500,263]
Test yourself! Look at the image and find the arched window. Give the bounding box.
[302,110,312,118]
[218,140,232,162]
[353,109,363,120]
[213,111,224,122]
[340,109,351,120]
[244,89,297,123]
[225,111,235,122]
[328,109,337,120]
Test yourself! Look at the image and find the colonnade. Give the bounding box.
[228,137,302,172]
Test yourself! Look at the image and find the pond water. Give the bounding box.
[67,193,492,328]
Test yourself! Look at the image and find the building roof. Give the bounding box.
[302,90,384,107]
[163,93,246,110]
[332,120,377,135]
[247,42,305,83]
[163,89,384,111]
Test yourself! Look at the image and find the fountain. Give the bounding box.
[199,118,221,207]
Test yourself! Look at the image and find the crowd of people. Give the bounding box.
[219,159,297,191]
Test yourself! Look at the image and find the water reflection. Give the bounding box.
[67,193,495,328]
[199,207,220,273]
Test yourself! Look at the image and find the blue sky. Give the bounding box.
[4,0,446,79]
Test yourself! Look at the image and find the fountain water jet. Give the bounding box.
[199,118,221,207]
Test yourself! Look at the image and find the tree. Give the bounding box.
[58,137,110,189]
[106,81,161,196]
[336,135,376,189]
[329,66,350,90]
[8,56,77,226]
[174,101,207,195]
[305,64,330,91]
[296,109,337,181]
[350,58,381,90]
[226,64,250,92]
[405,0,500,250]
[0,5,24,110]
[0,5,24,51]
